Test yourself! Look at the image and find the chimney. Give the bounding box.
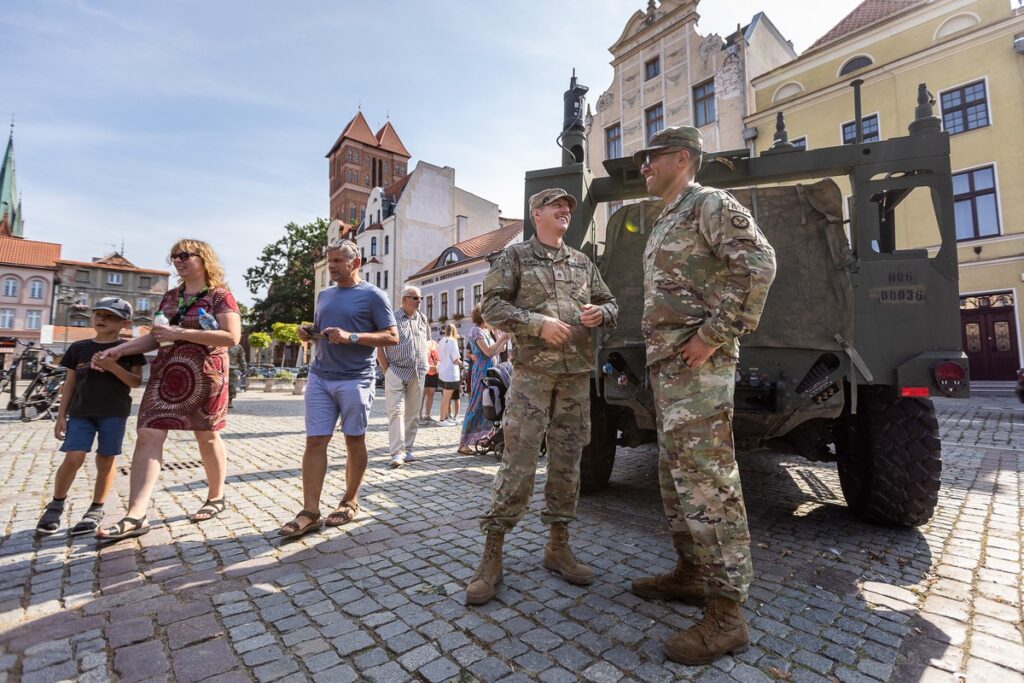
[456,215,468,243]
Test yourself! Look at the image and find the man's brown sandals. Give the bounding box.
[325,500,360,527]
[278,510,322,539]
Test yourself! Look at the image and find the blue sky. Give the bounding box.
[3,0,861,306]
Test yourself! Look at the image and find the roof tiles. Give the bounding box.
[808,0,924,51]
[412,220,523,277]
[0,236,61,268]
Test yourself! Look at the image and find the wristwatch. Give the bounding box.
[349,332,359,344]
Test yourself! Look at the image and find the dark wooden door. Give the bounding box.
[961,300,1019,380]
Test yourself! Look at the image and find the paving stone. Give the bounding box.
[113,640,169,683]
[332,629,375,657]
[312,663,358,683]
[582,661,623,683]
[419,656,461,683]
[166,612,223,650]
[171,637,239,683]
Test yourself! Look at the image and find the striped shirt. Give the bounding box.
[383,307,430,382]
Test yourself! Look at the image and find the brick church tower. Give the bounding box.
[325,112,410,230]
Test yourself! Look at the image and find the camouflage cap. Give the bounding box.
[528,188,577,213]
[632,125,703,166]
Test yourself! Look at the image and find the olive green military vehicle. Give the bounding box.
[523,75,969,527]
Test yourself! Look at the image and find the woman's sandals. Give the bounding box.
[278,510,322,539]
[191,498,226,523]
[325,500,360,527]
[97,516,150,541]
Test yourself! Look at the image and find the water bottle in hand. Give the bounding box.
[197,308,220,331]
[153,311,174,347]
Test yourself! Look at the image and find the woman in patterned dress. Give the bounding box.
[94,239,241,540]
[457,306,511,454]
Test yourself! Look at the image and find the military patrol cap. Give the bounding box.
[528,188,578,213]
[632,125,703,166]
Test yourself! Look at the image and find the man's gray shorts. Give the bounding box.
[305,372,375,437]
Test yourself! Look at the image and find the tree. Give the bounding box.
[245,218,328,332]
[271,322,301,367]
[249,331,271,367]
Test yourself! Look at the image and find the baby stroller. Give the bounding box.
[474,361,513,462]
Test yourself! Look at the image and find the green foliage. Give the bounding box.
[270,322,301,345]
[275,370,295,380]
[248,332,271,349]
[245,218,328,332]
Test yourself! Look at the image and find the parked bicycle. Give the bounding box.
[1,338,37,410]
[15,361,67,422]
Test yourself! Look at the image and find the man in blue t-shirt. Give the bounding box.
[279,240,398,538]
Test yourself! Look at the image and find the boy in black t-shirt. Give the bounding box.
[35,298,146,535]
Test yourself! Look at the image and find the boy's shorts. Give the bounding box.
[305,373,375,437]
[61,415,128,457]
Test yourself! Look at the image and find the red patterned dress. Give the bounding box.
[138,286,239,431]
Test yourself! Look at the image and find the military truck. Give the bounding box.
[522,75,968,527]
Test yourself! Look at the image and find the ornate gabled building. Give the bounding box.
[53,253,170,330]
[0,132,24,239]
[325,111,411,229]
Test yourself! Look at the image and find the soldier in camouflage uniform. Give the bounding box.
[465,188,618,606]
[227,344,247,409]
[631,127,777,664]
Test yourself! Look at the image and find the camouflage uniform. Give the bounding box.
[480,227,617,533]
[227,344,247,405]
[643,181,776,603]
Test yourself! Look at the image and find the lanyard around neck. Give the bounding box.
[176,285,209,320]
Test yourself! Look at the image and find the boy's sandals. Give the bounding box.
[69,505,105,536]
[325,500,360,527]
[191,498,226,523]
[35,500,65,535]
[97,516,150,541]
[278,510,322,539]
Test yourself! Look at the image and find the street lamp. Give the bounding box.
[56,287,87,353]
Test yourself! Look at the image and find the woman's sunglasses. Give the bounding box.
[170,251,196,261]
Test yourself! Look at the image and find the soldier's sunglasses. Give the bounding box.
[636,149,681,168]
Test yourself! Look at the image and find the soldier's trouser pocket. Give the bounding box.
[658,411,752,603]
[652,356,735,431]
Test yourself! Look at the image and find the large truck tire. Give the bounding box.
[580,388,618,494]
[836,386,941,527]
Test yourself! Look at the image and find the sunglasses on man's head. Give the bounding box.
[170,251,196,261]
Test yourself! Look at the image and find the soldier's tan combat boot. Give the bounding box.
[631,555,705,606]
[466,532,504,605]
[664,596,749,665]
[542,523,595,585]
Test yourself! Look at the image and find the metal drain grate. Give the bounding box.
[117,459,204,476]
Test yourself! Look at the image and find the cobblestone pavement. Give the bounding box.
[0,389,1020,682]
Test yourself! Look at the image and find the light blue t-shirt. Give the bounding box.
[311,282,396,381]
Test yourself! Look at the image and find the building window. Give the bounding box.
[107,272,123,285]
[0,309,12,328]
[384,235,389,254]
[941,81,989,135]
[29,280,44,299]
[838,55,873,76]
[26,310,41,330]
[137,298,150,312]
[791,137,807,150]
[72,320,87,327]
[842,114,880,144]
[693,80,716,127]
[383,271,388,290]
[456,288,465,317]
[441,292,449,319]
[953,166,999,241]
[376,272,381,287]
[139,276,151,288]
[75,270,90,283]
[473,284,482,306]
[605,124,622,160]
[2,278,17,298]
[443,251,459,266]
[371,237,377,256]
[427,295,434,321]
[608,201,624,221]
[349,207,357,222]
[645,103,664,143]
[645,57,660,81]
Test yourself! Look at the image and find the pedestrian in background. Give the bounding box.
[227,343,247,409]
[378,286,430,468]
[457,305,511,455]
[35,298,146,536]
[94,240,242,539]
[466,188,617,605]
[436,324,463,426]
[278,239,398,538]
[631,126,776,664]
[419,338,440,424]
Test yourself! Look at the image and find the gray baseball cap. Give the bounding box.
[93,297,133,320]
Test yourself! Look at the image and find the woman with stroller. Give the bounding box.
[457,306,511,455]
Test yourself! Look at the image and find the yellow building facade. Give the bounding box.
[747,0,1024,380]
